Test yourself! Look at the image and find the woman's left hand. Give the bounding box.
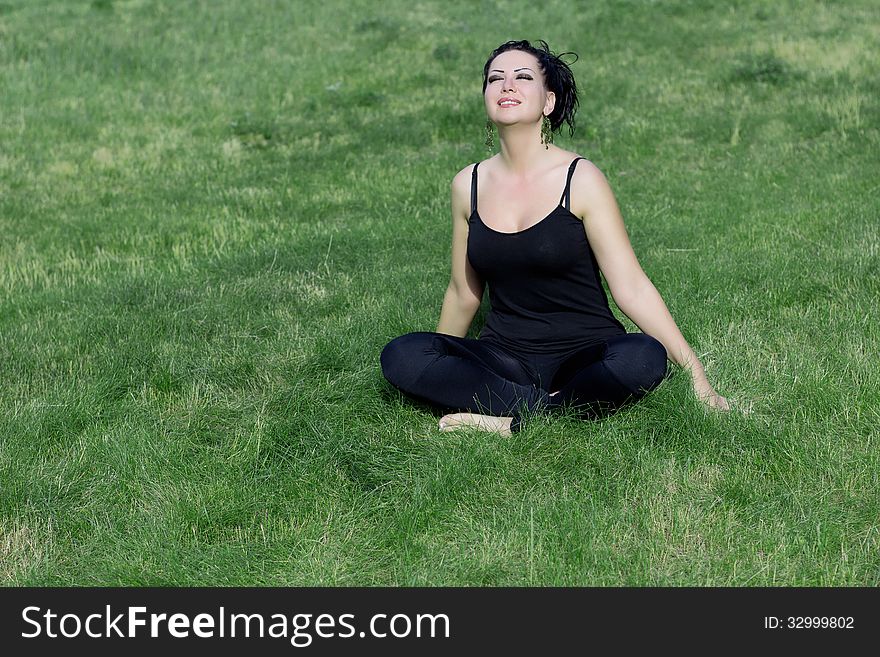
[691,375,730,411]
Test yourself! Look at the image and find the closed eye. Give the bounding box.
[488,74,533,82]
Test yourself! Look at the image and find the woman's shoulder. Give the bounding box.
[569,154,608,186]
[453,161,477,181]
[450,157,492,198]
[451,162,476,197]
[567,157,619,221]
[450,162,482,219]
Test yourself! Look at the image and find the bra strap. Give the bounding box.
[470,163,479,216]
[560,157,584,210]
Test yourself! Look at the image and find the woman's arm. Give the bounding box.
[611,276,730,410]
[572,160,730,411]
[436,165,485,337]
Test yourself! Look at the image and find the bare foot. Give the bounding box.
[438,412,513,436]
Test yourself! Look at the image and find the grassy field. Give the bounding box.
[1,0,878,585]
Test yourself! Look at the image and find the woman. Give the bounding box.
[381,39,730,436]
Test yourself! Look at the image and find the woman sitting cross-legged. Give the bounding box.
[381,39,731,436]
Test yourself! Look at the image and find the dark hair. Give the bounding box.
[482,39,580,138]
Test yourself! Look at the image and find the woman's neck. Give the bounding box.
[495,122,556,178]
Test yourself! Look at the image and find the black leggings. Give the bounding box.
[380,331,669,431]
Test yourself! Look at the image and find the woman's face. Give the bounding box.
[484,50,555,126]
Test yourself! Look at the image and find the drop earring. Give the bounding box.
[540,114,553,149]
[485,118,494,153]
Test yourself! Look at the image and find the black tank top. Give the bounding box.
[466,156,626,354]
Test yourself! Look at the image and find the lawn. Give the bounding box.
[1,0,878,585]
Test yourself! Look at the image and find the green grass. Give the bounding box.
[1,0,878,585]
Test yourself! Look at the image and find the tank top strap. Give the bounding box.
[470,162,479,216]
[559,157,585,211]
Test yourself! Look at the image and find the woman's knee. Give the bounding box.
[605,333,668,394]
[379,332,438,390]
[640,334,668,388]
